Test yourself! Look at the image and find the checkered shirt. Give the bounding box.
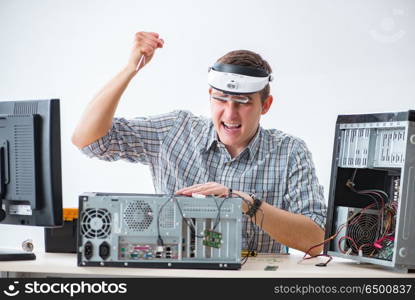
[81,110,327,253]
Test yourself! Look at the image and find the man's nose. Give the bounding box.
[223,101,240,116]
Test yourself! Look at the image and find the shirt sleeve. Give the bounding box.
[283,139,327,230]
[80,110,180,165]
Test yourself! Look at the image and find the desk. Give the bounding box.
[1,252,414,278]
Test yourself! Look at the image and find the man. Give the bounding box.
[72,31,327,256]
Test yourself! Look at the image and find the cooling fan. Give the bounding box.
[80,208,112,239]
[345,211,380,255]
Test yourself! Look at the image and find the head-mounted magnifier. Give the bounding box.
[208,63,273,98]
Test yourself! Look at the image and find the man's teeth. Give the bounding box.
[223,122,241,128]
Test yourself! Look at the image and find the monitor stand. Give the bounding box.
[0,249,36,261]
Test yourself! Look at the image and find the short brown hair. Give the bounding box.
[216,50,272,102]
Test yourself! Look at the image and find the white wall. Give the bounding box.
[0,0,414,251]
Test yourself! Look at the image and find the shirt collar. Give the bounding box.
[246,126,262,161]
[205,123,218,152]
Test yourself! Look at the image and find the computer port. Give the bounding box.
[84,241,93,260]
[99,241,110,260]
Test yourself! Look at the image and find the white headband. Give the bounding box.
[208,63,273,94]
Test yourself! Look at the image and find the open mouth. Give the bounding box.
[222,122,242,130]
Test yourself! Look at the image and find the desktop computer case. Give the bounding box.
[325,111,415,272]
[77,193,242,270]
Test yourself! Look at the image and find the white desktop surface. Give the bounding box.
[1,252,414,278]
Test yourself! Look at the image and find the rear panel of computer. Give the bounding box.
[325,111,415,272]
[77,193,242,270]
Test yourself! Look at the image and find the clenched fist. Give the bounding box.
[128,31,164,72]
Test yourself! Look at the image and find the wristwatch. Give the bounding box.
[246,193,263,217]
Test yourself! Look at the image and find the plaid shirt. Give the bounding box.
[82,110,327,253]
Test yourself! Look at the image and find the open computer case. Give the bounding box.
[324,110,415,272]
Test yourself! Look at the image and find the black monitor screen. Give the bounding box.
[0,99,62,227]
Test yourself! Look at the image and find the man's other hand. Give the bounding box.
[176,182,229,197]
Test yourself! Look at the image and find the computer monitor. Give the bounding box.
[0,99,63,261]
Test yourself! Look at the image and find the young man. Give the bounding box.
[72,32,327,255]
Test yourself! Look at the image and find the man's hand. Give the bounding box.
[176,182,253,213]
[128,31,164,72]
[176,182,230,197]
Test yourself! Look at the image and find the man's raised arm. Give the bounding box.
[71,31,164,149]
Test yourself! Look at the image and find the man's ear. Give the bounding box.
[208,87,212,95]
[261,95,273,115]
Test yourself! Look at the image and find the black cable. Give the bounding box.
[231,192,264,266]
[171,192,263,265]
[156,196,173,246]
[347,169,389,234]
[202,192,254,265]
[212,196,229,231]
[345,169,392,255]
[243,215,257,265]
[242,212,261,265]
[347,169,389,199]
[172,196,204,238]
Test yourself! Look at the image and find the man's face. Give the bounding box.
[210,88,272,156]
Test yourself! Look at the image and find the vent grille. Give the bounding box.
[81,208,112,239]
[14,102,38,115]
[160,202,176,229]
[183,205,231,213]
[14,124,35,195]
[124,200,154,231]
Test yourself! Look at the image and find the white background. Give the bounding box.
[0,0,414,251]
